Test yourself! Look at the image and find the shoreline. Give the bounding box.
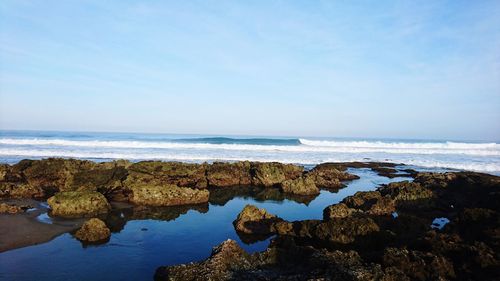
[1,158,499,280]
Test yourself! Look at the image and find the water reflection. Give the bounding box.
[0,167,414,281]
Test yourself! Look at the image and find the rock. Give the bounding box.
[70,162,128,193]
[0,202,30,214]
[308,163,360,189]
[47,191,111,218]
[313,216,380,244]
[74,218,111,242]
[206,161,251,187]
[155,239,254,281]
[0,158,130,199]
[414,172,457,188]
[0,182,45,199]
[125,161,208,189]
[21,158,102,193]
[0,164,9,181]
[366,196,396,215]
[383,247,455,280]
[343,191,382,209]
[323,203,358,220]
[233,204,282,235]
[129,184,209,207]
[379,181,434,202]
[280,176,319,195]
[250,162,303,187]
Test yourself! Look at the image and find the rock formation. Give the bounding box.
[128,183,209,207]
[47,191,111,218]
[74,218,111,242]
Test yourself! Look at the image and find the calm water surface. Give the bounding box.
[0,168,411,281]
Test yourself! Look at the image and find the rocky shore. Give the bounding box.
[1,158,499,280]
[0,158,360,216]
[156,170,500,281]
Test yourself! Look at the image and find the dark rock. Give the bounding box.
[323,203,358,220]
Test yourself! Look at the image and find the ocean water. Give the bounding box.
[0,130,499,174]
[0,168,412,281]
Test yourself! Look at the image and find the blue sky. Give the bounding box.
[0,1,499,141]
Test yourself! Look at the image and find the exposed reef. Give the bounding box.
[0,159,358,217]
[156,170,500,281]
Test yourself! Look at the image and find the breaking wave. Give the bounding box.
[0,133,499,174]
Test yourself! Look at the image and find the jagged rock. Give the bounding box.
[308,163,359,189]
[0,164,9,181]
[383,247,455,280]
[0,158,129,199]
[125,161,208,189]
[323,203,358,220]
[380,181,434,202]
[366,196,396,215]
[280,176,319,195]
[250,162,303,187]
[155,239,254,281]
[414,172,457,188]
[0,182,45,198]
[233,204,282,234]
[74,218,111,242]
[206,161,251,187]
[313,216,380,244]
[47,191,110,218]
[129,184,209,207]
[343,191,382,209]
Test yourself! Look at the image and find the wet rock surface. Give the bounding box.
[0,202,32,214]
[47,191,111,218]
[158,170,500,281]
[233,204,283,235]
[0,159,358,205]
[74,218,111,243]
[128,183,209,207]
[280,175,319,196]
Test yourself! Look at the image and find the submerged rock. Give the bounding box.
[47,191,110,218]
[233,204,282,235]
[129,184,209,207]
[74,218,111,242]
[280,175,319,196]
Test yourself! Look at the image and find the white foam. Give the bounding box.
[1,138,499,156]
[1,148,499,173]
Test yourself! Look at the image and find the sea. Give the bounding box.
[1,130,499,280]
[0,130,499,174]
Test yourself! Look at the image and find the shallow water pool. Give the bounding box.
[0,168,411,281]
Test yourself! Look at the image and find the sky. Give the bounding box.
[0,1,499,141]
